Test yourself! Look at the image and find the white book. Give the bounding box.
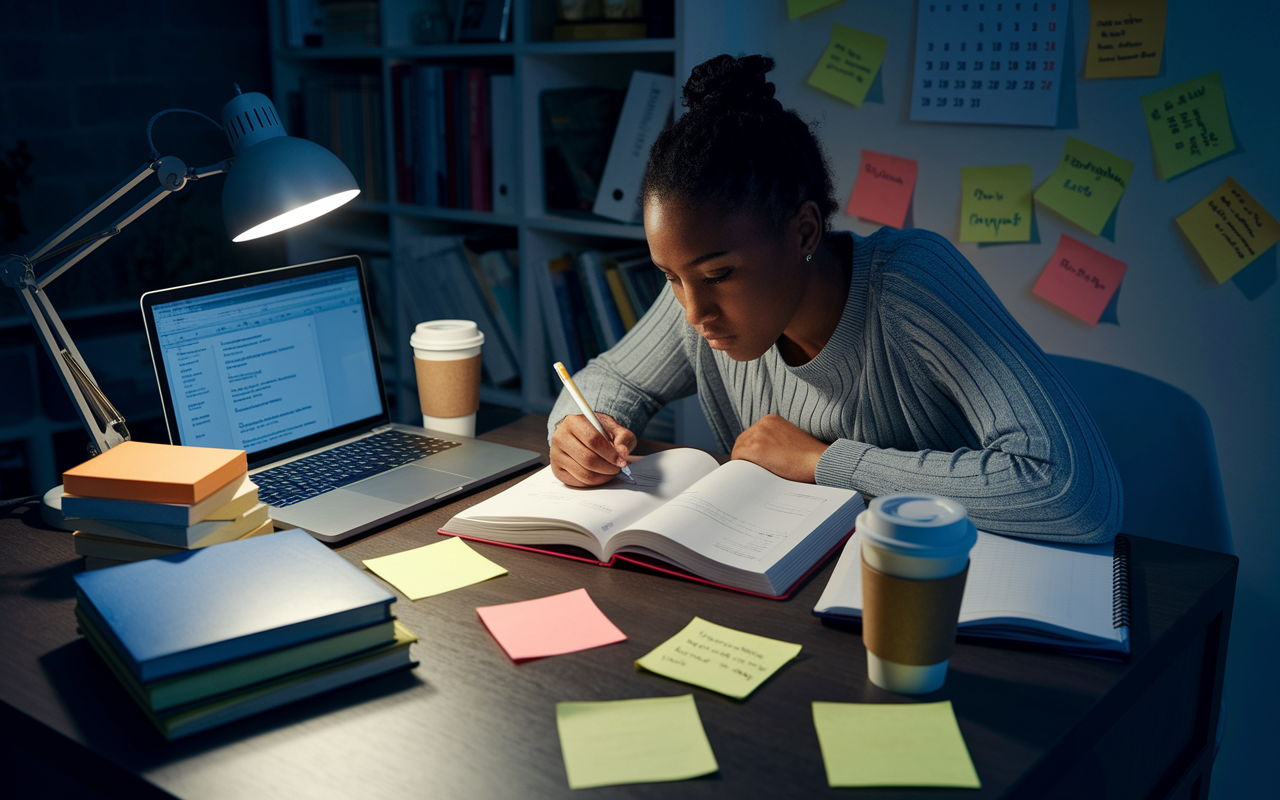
[592,71,674,223]
[814,530,1131,658]
[443,448,864,597]
[489,73,517,214]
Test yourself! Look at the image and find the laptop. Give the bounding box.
[140,255,540,543]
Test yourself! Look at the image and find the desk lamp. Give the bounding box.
[0,85,359,517]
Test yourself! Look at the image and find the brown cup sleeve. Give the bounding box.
[861,556,969,666]
[415,355,482,417]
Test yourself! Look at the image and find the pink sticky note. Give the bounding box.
[476,588,627,661]
[845,150,919,229]
[1032,234,1128,325]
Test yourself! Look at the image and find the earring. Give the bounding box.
[805,253,812,263]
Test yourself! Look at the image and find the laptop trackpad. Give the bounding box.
[346,463,468,504]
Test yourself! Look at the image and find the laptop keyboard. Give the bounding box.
[253,430,462,508]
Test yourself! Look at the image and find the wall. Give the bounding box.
[756,1,1274,796]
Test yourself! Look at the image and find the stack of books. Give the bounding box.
[60,441,272,570]
[72,529,416,740]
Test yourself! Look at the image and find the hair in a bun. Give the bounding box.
[641,54,837,234]
[682,54,782,116]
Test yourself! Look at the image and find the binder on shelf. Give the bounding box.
[593,71,674,223]
[489,73,517,215]
[540,87,624,215]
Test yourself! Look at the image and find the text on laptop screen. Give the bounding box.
[151,266,382,454]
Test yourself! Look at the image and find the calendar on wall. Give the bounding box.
[910,1,1070,127]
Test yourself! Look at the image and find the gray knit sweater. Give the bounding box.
[549,228,1122,544]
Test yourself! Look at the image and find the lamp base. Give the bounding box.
[41,485,77,532]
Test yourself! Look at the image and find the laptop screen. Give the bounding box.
[143,257,387,463]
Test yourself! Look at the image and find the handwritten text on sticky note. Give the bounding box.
[960,165,1033,242]
[807,23,888,107]
[636,617,802,699]
[846,150,919,229]
[1084,0,1168,79]
[1034,137,1134,236]
[1141,71,1236,180]
[1176,177,1280,284]
[1032,234,1128,325]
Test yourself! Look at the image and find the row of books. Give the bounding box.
[391,66,515,213]
[536,247,665,373]
[286,0,380,48]
[60,441,272,570]
[397,231,523,387]
[298,74,387,202]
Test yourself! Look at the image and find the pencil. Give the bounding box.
[552,362,635,484]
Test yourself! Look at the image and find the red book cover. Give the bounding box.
[466,68,490,211]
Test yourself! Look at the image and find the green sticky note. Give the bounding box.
[635,617,801,699]
[960,165,1034,242]
[1141,71,1236,179]
[362,536,507,600]
[556,695,719,790]
[789,0,847,19]
[1034,137,1135,236]
[812,701,981,788]
[806,23,888,107]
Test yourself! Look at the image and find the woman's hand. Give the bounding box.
[731,414,828,483]
[551,413,638,487]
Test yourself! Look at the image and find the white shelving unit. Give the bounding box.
[265,0,759,444]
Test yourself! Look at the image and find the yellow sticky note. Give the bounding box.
[960,165,1034,242]
[1084,0,1168,79]
[1034,137,1135,236]
[807,23,887,107]
[812,701,981,788]
[556,695,719,790]
[635,617,801,699]
[789,0,846,19]
[362,536,507,600]
[1141,72,1236,180]
[1176,177,1280,284]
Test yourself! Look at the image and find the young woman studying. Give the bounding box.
[548,54,1121,544]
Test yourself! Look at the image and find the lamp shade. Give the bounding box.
[219,90,359,242]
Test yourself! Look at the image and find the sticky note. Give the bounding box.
[789,0,846,19]
[1141,72,1236,180]
[1034,137,1135,236]
[556,695,719,789]
[1084,0,1168,79]
[960,165,1033,243]
[1032,235,1129,324]
[807,23,888,107]
[362,536,507,600]
[812,701,981,788]
[635,617,801,699]
[1176,177,1280,284]
[846,150,919,229]
[476,587,626,661]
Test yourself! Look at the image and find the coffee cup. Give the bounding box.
[857,494,977,694]
[409,320,484,437]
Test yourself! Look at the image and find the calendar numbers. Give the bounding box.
[910,0,1067,126]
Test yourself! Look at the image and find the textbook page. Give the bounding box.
[612,459,860,574]
[449,449,722,554]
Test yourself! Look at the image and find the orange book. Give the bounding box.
[62,441,247,506]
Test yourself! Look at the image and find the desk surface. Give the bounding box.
[0,415,1238,800]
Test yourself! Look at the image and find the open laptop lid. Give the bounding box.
[140,255,390,469]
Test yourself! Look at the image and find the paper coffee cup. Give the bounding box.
[858,494,977,694]
[410,320,484,438]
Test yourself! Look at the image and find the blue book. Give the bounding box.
[73,530,395,682]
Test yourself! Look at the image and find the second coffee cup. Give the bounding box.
[410,320,484,438]
[858,494,977,694]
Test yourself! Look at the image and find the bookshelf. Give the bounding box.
[266,0,758,445]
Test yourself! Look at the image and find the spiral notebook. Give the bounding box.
[813,531,1131,661]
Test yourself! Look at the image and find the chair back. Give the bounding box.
[1048,355,1233,554]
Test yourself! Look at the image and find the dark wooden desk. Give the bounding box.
[0,415,1237,800]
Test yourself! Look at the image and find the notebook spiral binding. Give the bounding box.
[1112,536,1132,629]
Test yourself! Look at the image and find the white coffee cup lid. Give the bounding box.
[410,320,484,351]
[858,494,977,559]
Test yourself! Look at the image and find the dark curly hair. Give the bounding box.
[640,54,838,235]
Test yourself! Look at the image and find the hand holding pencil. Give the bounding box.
[550,362,638,487]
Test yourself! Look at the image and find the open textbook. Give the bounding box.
[814,531,1131,660]
[441,448,865,598]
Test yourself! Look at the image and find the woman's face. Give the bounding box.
[644,197,810,362]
